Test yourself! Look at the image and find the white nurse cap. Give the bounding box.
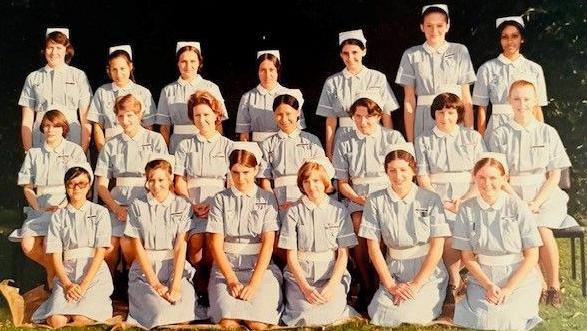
[109,45,133,60]
[230,142,263,163]
[477,152,509,173]
[176,41,201,54]
[422,4,449,15]
[257,49,280,61]
[496,16,524,29]
[303,156,336,179]
[66,161,94,185]
[353,90,383,110]
[385,142,416,158]
[46,28,70,38]
[338,29,366,46]
[147,153,176,173]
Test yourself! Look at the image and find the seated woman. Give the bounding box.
[32,163,113,328]
[452,153,542,330]
[206,142,283,330]
[125,157,204,329]
[279,157,358,326]
[359,143,450,326]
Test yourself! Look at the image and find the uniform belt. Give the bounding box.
[338,117,355,128]
[478,253,523,266]
[252,131,276,142]
[187,177,225,189]
[274,175,298,188]
[417,85,461,106]
[297,250,336,262]
[509,174,545,186]
[63,247,95,260]
[223,242,261,255]
[388,244,430,260]
[351,176,388,185]
[492,104,513,115]
[105,126,123,140]
[116,177,145,187]
[173,124,199,135]
[429,172,472,184]
[36,185,66,195]
[145,249,174,261]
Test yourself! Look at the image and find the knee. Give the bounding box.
[71,315,93,324]
[219,319,240,329]
[47,315,68,328]
[20,238,35,256]
[351,212,362,233]
[246,321,269,330]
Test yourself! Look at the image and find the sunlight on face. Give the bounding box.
[386,159,415,190]
[474,164,506,202]
[146,168,172,199]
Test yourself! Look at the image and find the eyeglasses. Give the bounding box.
[66,181,90,189]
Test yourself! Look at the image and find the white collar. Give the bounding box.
[509,118,538,132]
[355,124,382,140]
[147,192,174,207]
[112,81,135,92]
[423,41,449,55]
[301,195,329,210]
[432,125,459,138]
[342,65,368,79]
[256,83,282,96]
[121,126,147,142]
[497,53,525,67]
[231,185,258,198]
[43,63,68,73]
[477,190,507,210]
[277,128,301,139]
[386,182,418,204]
[177,75,202,86]
[195,131,221,142]
[66,201,90,213]
[43,138,66,153]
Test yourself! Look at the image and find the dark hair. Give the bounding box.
[114,94,143,115]
[349,97,383,117]
[107,49,135,82]
[273,94,300,112]
[187,90,223,126]
[421,6,449,24]
[497,21,525,53]
[229,149,258,169]
[176,46,204,73]
[145,159,174,190]
[297,162,332,194]
[64,167,91,201]
[339,38,365,52]
[430,93,465,124]
[473,157,507,176]
[40,109,69,137]
[384,150,417,174]
[256,53,281,74]
[43,31,74,64]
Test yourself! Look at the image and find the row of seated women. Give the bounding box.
[11,73,574,330]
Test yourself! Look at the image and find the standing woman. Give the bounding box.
[19,28,92,152]
[32,163,113,328]
[332,94,405,300]
[396,4,476,142]
[414,92,485,300]
[278,158,358,326]
[157,42,229,153]
[316,29,399,159]
[12,110,87,288]
[473,16,548,137]
[125,158,205,329]
[88,45,157,151]
[452,153,542,330]
[95,94,168,272]
[207,142,283,330]
[486,80,576,307]
[359,143,450,326]
[235,50,306,142]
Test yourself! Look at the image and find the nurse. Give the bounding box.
[414,92,485,300]
[19,28,92,151]
[88,45,157,151]
[157,41,229,153]
[486,80,576,307]
[359,143,450,326]
[235,50,306,142]
[125,157,205,329]
[278,158,358,326]
[12,110,86,288]
[473,16,548,136]
[206,142,283,330]
[32,163,113,328]
[332,93,405,299]
[396,4,476,141]
[452,153,542,330]
[95,94,168,272]
[316,29,399,158]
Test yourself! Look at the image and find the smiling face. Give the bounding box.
[352,105,381,135]
[340,43,365,72]
[258,59,278,89]
[420,12,449,46]
[386,158,415,191]
[474,163,506,202]
[108,56,132,87]
[509,83,537,122]
[435,107,459,132]
[177,50,200,80]
[146,167,172,200]
[274,103,299,134]
[192,104,218,134]
[230,163,258,192]
[500,24,523,58]
[44,40,66,68]
[66,173,91,204]
[302,169,327,201]
[116,106,142,136]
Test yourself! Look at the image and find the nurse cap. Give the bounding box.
[257,49,280,61]
[476,152,509,173]
[422,4,449,15]
[303,156,336,179]
[46,28,70,38]
[176,41,201,54]
[230,142,263,164]
[66,161,94,185]
[109,45,132,60]
[385,142,416,158]
[338,29,366,46]
[353,90,383,110]
[147,153,176,173]
[496,16,524,29]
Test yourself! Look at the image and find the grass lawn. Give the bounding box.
[0,209,585,330]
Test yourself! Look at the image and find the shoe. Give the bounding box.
[539,289,548,304]
[545,288,562,308]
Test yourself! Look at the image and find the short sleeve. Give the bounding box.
[18,73,37,109]
[546,128,572,171]
[395,50,416,87]
[141,91,157,127]
[94,144,112,178]
[358,196,381,241]
[258,140,273,179]
[17,151,34,185]
[177,200,192,234]
[336,208,358,248]
[77,71,92,109]
[205,193,225,234]
[517,202,543,249]
[452,206,473,251]
[152,133,169,154]
[381,77,400,113]
[535,65,548,106]
[414,135,429,176]
[45,212,63,253]
[315,80,336,117]
[261,195,280,232]
[173,141,188,176]
[235,93,251,133]
[155,88,172,125]
[429,194,451,237]
[332,143,349,180]
[87,93,103,124]
[277,207,298,250]
[457,46,477,85]
[123,203,141,238]
[472,64,490,106]
[94,207,112,248]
